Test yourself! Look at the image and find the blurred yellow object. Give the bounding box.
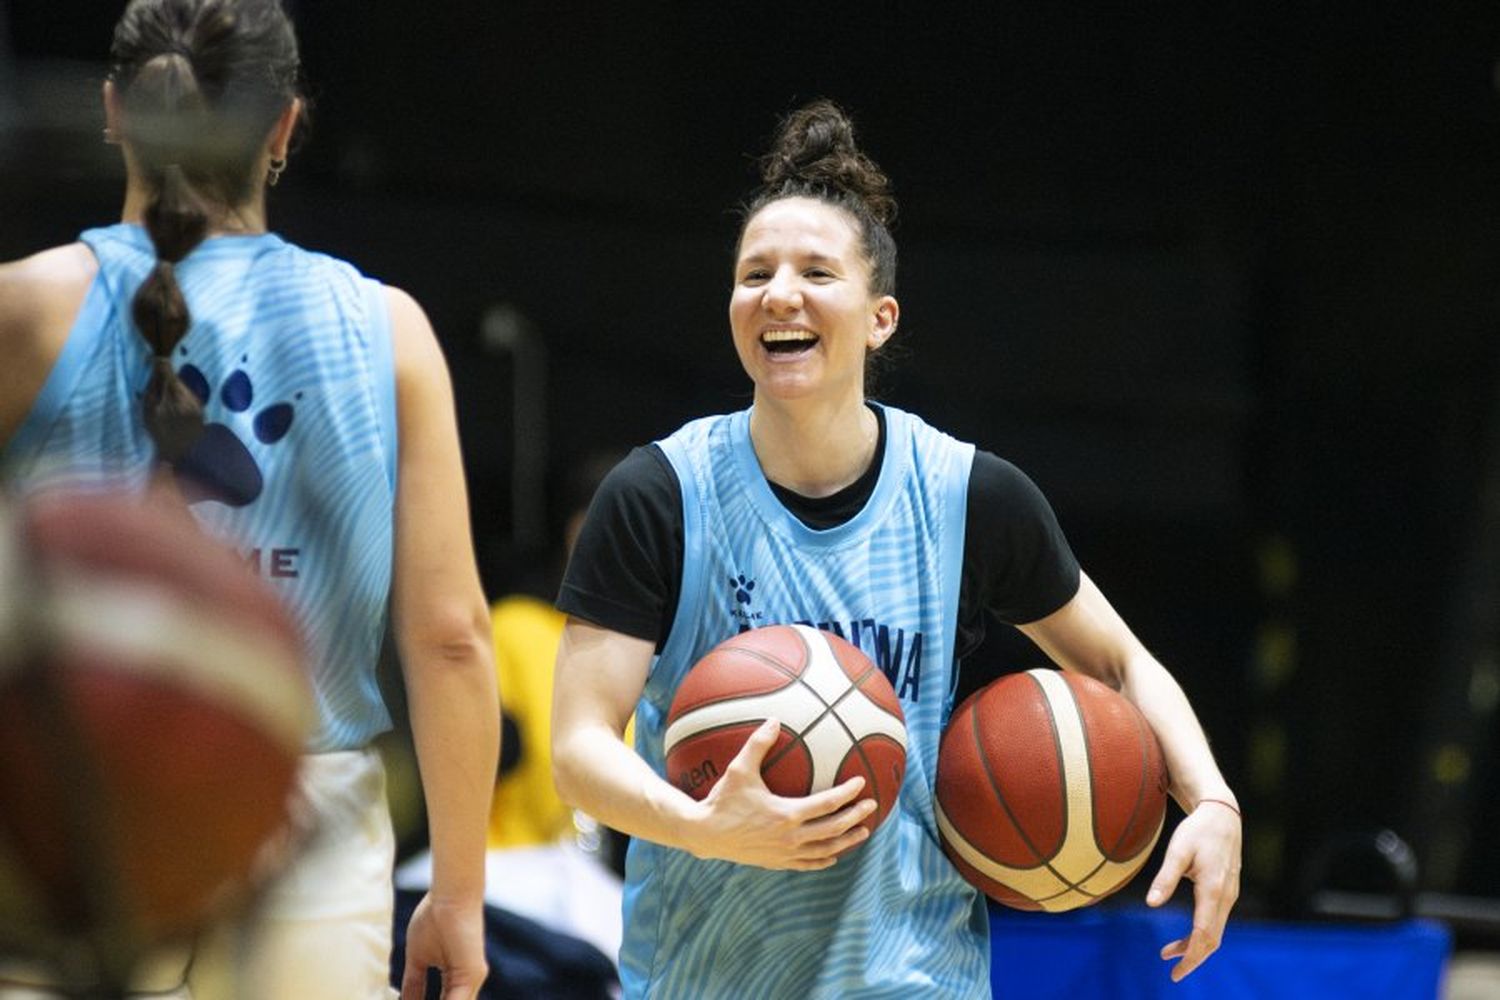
[488,593,633,849]
[488,595,572,848]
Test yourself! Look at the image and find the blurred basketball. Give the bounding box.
[663,624,906,840]
[0,491,313,953]
[935,668,1168,911]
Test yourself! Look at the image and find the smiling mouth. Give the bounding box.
[761,329,819,355]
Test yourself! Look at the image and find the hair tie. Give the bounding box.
[1197,797,1241,818]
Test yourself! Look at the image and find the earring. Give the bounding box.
[267,157,287,187]
[102,126,120,146]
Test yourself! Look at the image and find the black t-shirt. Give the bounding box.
[558,407,1081,686]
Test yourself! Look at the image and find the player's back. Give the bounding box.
[3,222,399,752]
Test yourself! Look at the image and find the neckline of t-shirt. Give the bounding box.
[765,404,886,530]
[734,401,903,548]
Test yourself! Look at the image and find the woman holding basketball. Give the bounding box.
[551,100,1241,997]
[0,1,496,997]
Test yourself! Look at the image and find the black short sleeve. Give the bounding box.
[955,451,1081,664]
[557,438,1079,665]
[556,445,682,646]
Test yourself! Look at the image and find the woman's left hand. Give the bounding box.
[1145,798,1242,982]
[400,892,488,1000]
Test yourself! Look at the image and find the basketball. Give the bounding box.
[935,668,1168,912]
[663,623,907,839]
[0,491,314,953]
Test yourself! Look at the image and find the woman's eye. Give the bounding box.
[741,270,770,283]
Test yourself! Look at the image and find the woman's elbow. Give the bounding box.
[399,606,492,670]
[551,732,589,807]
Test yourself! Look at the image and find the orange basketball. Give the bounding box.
[936,668,1168,911]
[0,492,313,950]
[663,624,907,840]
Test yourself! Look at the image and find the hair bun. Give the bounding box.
[759,99,895,227]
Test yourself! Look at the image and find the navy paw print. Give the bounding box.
[730,574,755,605]
[170,357,295,508]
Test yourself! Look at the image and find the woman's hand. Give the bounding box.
[1146,798,1242,981]
[685,718,877,870]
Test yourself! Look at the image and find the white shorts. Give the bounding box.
[0,748,398,1000]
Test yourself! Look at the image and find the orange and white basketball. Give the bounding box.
[0,491,313,948]
[663,624,907,840]
[935,668,1168,911]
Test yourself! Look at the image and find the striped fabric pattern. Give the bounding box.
[3,223,398,751]
[621,404,988,999]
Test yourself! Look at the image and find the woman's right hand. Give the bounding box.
[685,718,877,870]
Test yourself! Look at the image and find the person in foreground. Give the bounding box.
[0,1,497,996]
[550,99,1241,998]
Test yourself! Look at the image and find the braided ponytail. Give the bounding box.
[134,164,211,463]
[109,0,302,465]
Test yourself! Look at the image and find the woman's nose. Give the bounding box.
[762,269,801,314]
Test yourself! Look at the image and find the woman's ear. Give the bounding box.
[267,97,303,161]
[102,80,123,142]
[868,295,899,350]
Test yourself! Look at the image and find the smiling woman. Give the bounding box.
[731,103,898,422]
[731,197,895,435]
[549,98,1242,1000]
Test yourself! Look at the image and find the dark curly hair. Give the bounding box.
[740,99,897,297]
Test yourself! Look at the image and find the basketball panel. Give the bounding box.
[942,845,1046,912]
[664,722,802,800]
[718,626,813,676]
[825,631,904,719]
[669,647,801,716]
[23,495,300,656]
[1066,674,1170,861]
[760,731,816,798]
[937,677,1067,867]
[76,666,298,935]
[836,734,905,834]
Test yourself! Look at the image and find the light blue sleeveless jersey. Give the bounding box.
[2,223,398,752]
[624,404,989,999]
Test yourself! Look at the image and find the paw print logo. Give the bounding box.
[169,355,297,508]
[729,574,755,606]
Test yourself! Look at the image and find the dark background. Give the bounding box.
[3,1,1499,922]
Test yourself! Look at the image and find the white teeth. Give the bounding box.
[762,329,818,343]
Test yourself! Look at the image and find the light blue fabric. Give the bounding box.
[3,223,398,751]
[620,403,985,999]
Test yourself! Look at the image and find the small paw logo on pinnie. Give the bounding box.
[169,356,297,507]
[730,573,755,606]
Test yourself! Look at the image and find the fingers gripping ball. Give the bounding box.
[0,492,314,952]
[663,624,907,840]
[936,669,1168,912]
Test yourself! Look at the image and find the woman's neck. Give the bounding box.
[748,394,880,499]
[120,179,268,236]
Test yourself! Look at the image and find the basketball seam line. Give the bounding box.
[965,686,1053,870]
[960,674,1100,903]
[811,661,892,806]
[681,630,901,800]
[1102,703,1152,860]
[755,628,821,774]
[763,654,893,783]
[670,642,816,768]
